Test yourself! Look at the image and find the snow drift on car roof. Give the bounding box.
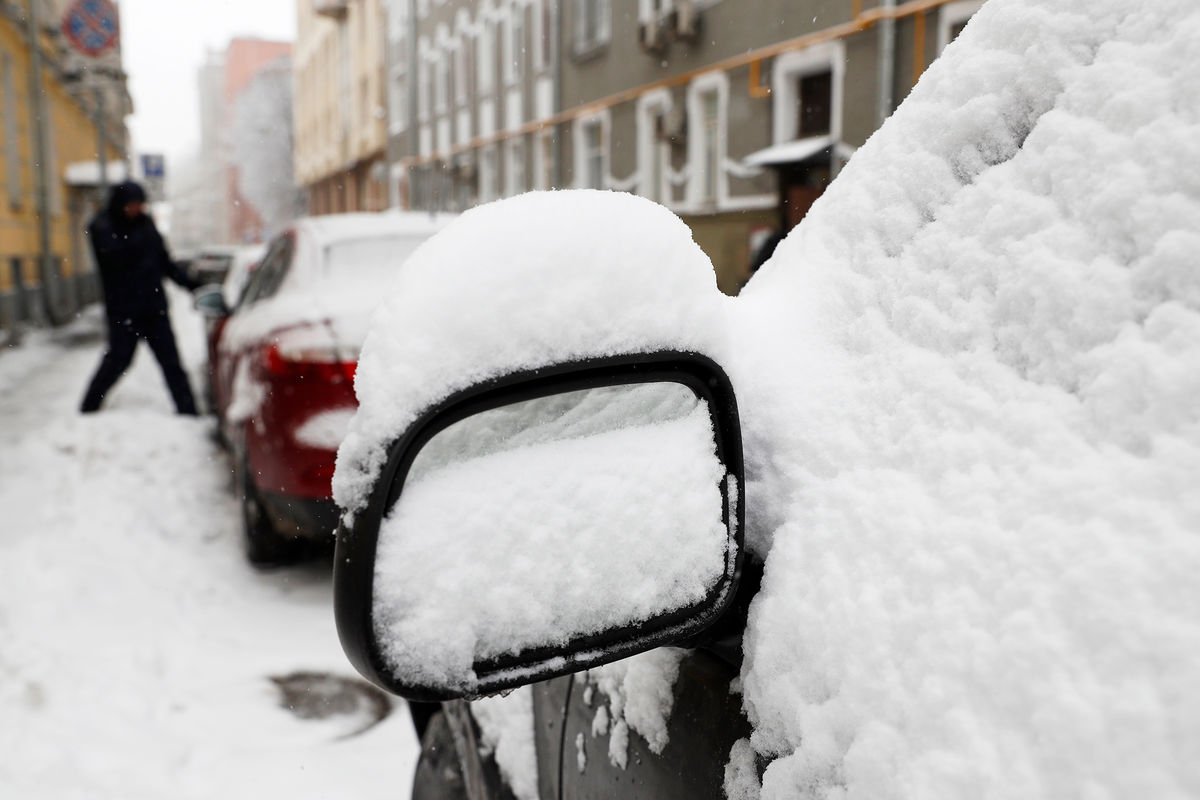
[731,0,1200,797]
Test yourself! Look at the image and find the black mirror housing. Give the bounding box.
[193,285,229,319]
[334,350,744,701]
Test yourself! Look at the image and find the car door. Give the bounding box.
[558,650,749,799]
[213,233,295,424]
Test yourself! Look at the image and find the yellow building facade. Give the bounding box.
[0,2,125,330]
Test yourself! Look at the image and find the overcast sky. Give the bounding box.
[119,0,297,165]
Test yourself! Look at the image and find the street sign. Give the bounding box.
[61,0,120,58]
[141,154,165,180]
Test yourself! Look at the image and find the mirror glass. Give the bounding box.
[193,285,229,318]
[371,381,731,692]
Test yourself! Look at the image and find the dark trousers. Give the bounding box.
[81,312,198,415]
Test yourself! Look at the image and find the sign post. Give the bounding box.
[61,0,121,199]
[140,153,166,202]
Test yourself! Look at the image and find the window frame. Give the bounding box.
[575,0,611,55]
[574,112,608,190]
[938,0,985,52]
[686,71,728,209]
[771,42,845,146]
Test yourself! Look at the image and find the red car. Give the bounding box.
[199,213,450,564]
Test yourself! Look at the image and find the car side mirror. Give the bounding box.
[334,351,744,701]
[193,285,229,318]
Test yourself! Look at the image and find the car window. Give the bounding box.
[319,235,429,287]
[237,235,294,308]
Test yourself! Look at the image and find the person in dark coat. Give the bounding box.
[80,181,201,415]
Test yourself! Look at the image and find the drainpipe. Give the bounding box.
[552,0,563,189]
[25,0,65,326]
[876,0,896,128]
[96,87,109,201]
[407,0,418,208]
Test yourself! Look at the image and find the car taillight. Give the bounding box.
[258,342,357,385]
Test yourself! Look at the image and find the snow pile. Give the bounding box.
[334,190,730,522]
[733,0,1200,796]
[0,291,419,798]
[373,383,727,689]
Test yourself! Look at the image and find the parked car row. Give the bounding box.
[195,213,451,564]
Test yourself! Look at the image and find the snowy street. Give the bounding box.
[0,290,418,798]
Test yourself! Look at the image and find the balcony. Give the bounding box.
[314,0,349,19]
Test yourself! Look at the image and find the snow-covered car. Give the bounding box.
[331,1,1199,798]
[221,243,268,309]
[197,244,267,410]
[187,244,248,286]
[197,212,451,564]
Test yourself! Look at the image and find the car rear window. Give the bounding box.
[321,236,428,285]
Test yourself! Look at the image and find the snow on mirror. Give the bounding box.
[371,381,731,693]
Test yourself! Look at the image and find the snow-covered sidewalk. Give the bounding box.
[0,292,418,799]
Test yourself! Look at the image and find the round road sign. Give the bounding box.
[62,0,120,58]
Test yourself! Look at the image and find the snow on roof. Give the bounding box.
[64,161,130,187]
[294,211,456,247]
[743,135,835,168]
[733,0,1200,796]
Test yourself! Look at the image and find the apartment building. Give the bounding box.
[386,0,984,292]
[0,0,130,332]
[294,0,389,215]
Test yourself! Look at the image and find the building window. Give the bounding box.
[505,5,524,85]
[455,42,472,106]
[576,0,610,53]
[772,44,844,145]
[534,130,554,190]
[506,137,525,195]
[533,0,553,72]
[435,54,448,114]
[417,59,431,121]
[638,0,672,23]
[581,119,604,189]
[2,51,21,209]
[389,71,407,132]
[637,90,672,205]
[797,70,832,138]
[938,0,985,51]
[478,21,496,95]
[686,71,728,209]
[700,90,719,202]
[480,144,499,202]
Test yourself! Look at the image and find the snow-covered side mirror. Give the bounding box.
[193,285,230,319]
[334,351,743,700]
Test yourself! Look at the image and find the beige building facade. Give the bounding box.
[0,0,129,332]
[294,0,389,215]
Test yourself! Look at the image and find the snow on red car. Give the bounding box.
[202,212,451,564]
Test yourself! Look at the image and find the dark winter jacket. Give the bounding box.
[88,182,198,320]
